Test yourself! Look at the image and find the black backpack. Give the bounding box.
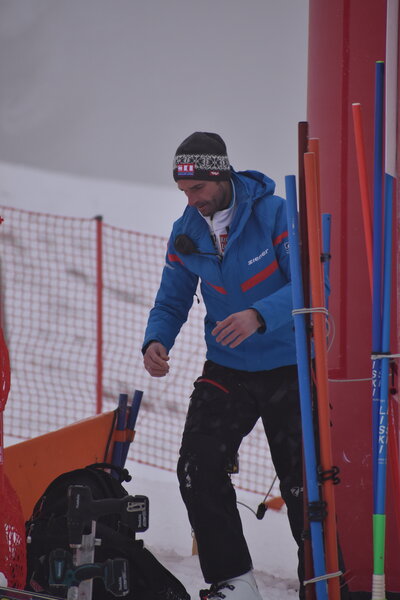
[25,463,190,600]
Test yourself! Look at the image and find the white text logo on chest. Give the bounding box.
[248,248,270,266]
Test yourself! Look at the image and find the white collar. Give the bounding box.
[201,181,236,255]
[200,180,236,230]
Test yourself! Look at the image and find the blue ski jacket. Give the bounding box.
[143,168,298,372]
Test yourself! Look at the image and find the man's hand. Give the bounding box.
[143,342,170,377]
[211,309,262,348]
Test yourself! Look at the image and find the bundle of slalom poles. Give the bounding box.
[109,390,144,471]
[352,52,398,600]
[285,126,342,600]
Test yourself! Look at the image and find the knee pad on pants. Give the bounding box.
[177,432,235,497]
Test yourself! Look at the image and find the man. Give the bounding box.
[142,132,304,600]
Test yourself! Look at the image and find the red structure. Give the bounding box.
[0,319,26,587]
[307,0,400,595]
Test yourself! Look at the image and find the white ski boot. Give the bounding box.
[200,570,263,600]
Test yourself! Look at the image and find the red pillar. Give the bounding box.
[307,0,400,594]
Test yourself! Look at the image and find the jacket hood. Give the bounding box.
[231,168,276,203]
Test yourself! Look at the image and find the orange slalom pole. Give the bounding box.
[308,138,331,310]
[351,103,373,291]
[304,152,341,600]
[308,138,321,217]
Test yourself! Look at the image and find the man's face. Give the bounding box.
[177,180,231,217]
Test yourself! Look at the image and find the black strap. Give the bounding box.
[86,462,132,483]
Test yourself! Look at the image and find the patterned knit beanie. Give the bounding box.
[173,132,231,181]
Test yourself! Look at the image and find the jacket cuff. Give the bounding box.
[142,340,157,355]
[252,310,266,333]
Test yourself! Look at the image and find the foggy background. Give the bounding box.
[0,0,309,215]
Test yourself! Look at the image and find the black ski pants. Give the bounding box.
[177,360,304,586]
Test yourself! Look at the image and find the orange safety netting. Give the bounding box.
[0,205,278,497]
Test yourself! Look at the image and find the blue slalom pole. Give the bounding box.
[371,61,385,509]
[121,389,143,467]
[322,214,332,311]
[376,174,393,512]
[372,173,394,599]
[285,175,328,600]
[111,392,128,472]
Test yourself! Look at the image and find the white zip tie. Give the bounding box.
[292,307,329,317]
[329,377,372,383]
[328,354,399,384]
[292,307,334,352]
[304,570,343,586]
[371,352,400,360]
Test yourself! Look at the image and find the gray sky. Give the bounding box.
[0,0,309,197]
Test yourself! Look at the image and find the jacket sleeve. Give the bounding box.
[250,197,293,332]
[142,237,199,352]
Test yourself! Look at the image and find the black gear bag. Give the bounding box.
[25,463,190,600]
